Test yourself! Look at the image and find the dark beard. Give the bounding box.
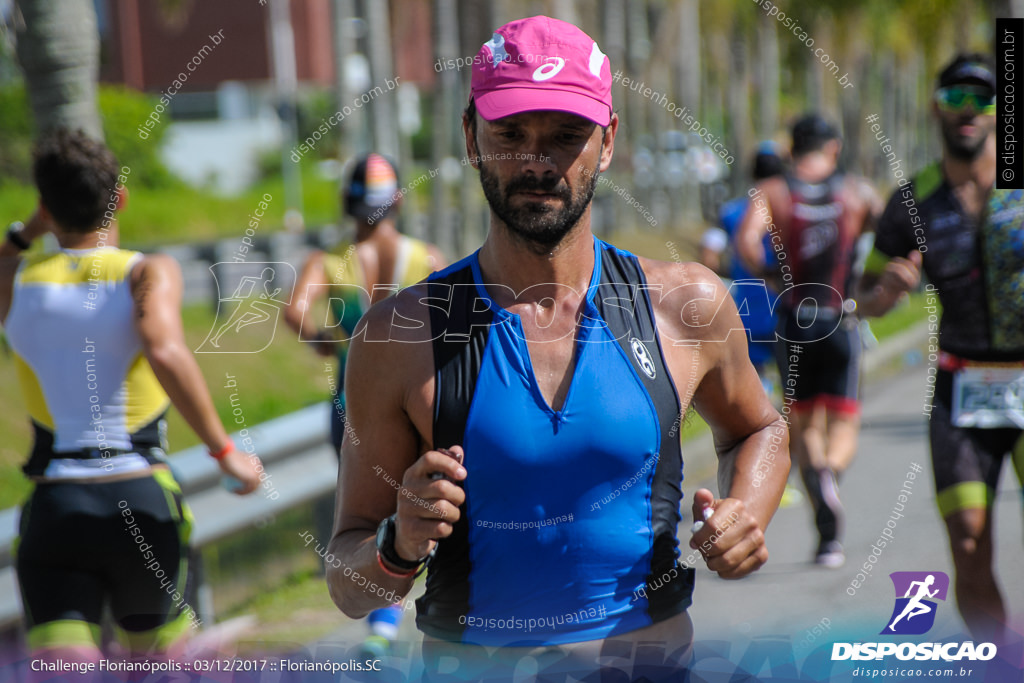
[479,160,599,254]
[940,122,988,161]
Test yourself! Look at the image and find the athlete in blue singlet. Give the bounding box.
[715,144,786,376]
[326,17,789,681]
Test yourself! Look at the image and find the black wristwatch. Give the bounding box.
[376,514,433,572]
[6,221,30,251]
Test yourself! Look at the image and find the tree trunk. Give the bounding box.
[756,10,779,140]
[332,0,363,160]
[728,21,749,195]
[14,0,103,140]
[432,0,459,253]
[675,0,699,111]
[365,0,399,158]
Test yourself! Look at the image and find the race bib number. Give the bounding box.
[951,367,1024,428]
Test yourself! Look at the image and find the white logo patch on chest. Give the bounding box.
[630,337,657,380]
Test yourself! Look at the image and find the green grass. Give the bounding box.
[169,304,330,451]
[0,336,31,508]
[865,291,936,342]
[0,158,452,248]
[0,162,341,248]
[204,505,340,649]
[222,569,342,650]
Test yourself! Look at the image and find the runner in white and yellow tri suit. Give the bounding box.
[0,129,262,660]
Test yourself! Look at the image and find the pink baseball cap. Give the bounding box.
[470,16,612,126]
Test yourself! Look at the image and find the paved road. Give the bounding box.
[303,362,1024,681]
[684,363,1024,680]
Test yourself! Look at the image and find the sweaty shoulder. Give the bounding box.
[130,252,180,288]
[348,281,436,427]
[357,280,436,345]
[758,176,790,205]
[638,257,735,345]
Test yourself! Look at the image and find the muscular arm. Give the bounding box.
[735,178,783,276]
[131,255,261,492]
[327,289,465,617]
[854,177,884,236]
[647,260,789,578]
[0,209,54,321]
[855,188,922,318]
[284,251,335,356]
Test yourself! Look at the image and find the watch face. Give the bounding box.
[376,516,391,550]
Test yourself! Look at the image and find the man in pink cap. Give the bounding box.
[328,16,789,679]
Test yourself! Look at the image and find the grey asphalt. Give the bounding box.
[685,362,1024,663]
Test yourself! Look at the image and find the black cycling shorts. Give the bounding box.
[775,310,861,415]
[928,369,1024,517]
[16,468,196,652]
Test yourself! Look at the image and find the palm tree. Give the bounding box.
[14,0,103,139]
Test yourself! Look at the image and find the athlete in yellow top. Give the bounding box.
[0,129,262,661]
[285,152,444,453]
[284,152,444,655]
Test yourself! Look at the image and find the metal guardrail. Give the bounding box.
[146,226,341,305]
[0,402,339,632]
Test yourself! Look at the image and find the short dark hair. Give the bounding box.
[790,114,840,157]
[752,151,785,181]
[464,98,478,135]
[32,129,121,233]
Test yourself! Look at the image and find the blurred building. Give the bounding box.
[94,0,434,193]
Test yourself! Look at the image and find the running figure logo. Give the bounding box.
[881,571,950,635]
[197,263,294,353]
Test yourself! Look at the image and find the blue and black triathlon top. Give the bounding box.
[416,237,695,647]
[868,162,1024,361]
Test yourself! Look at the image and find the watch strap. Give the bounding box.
[377,515,427,571]
[6,222,30,251]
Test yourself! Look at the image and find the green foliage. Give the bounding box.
[98,85,178,189]
[294,90,342,161]
[0,82,177,190]
[0,84,34,184]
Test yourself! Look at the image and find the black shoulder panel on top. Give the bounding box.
[592,244,695,621]
[416,262,495,640]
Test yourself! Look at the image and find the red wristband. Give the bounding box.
[210,442,234,460]
[377,549,417,578]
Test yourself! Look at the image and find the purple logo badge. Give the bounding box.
[881,571,950,635]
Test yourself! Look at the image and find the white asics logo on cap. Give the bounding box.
[533,57,566,81]
[589,42,606,77]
